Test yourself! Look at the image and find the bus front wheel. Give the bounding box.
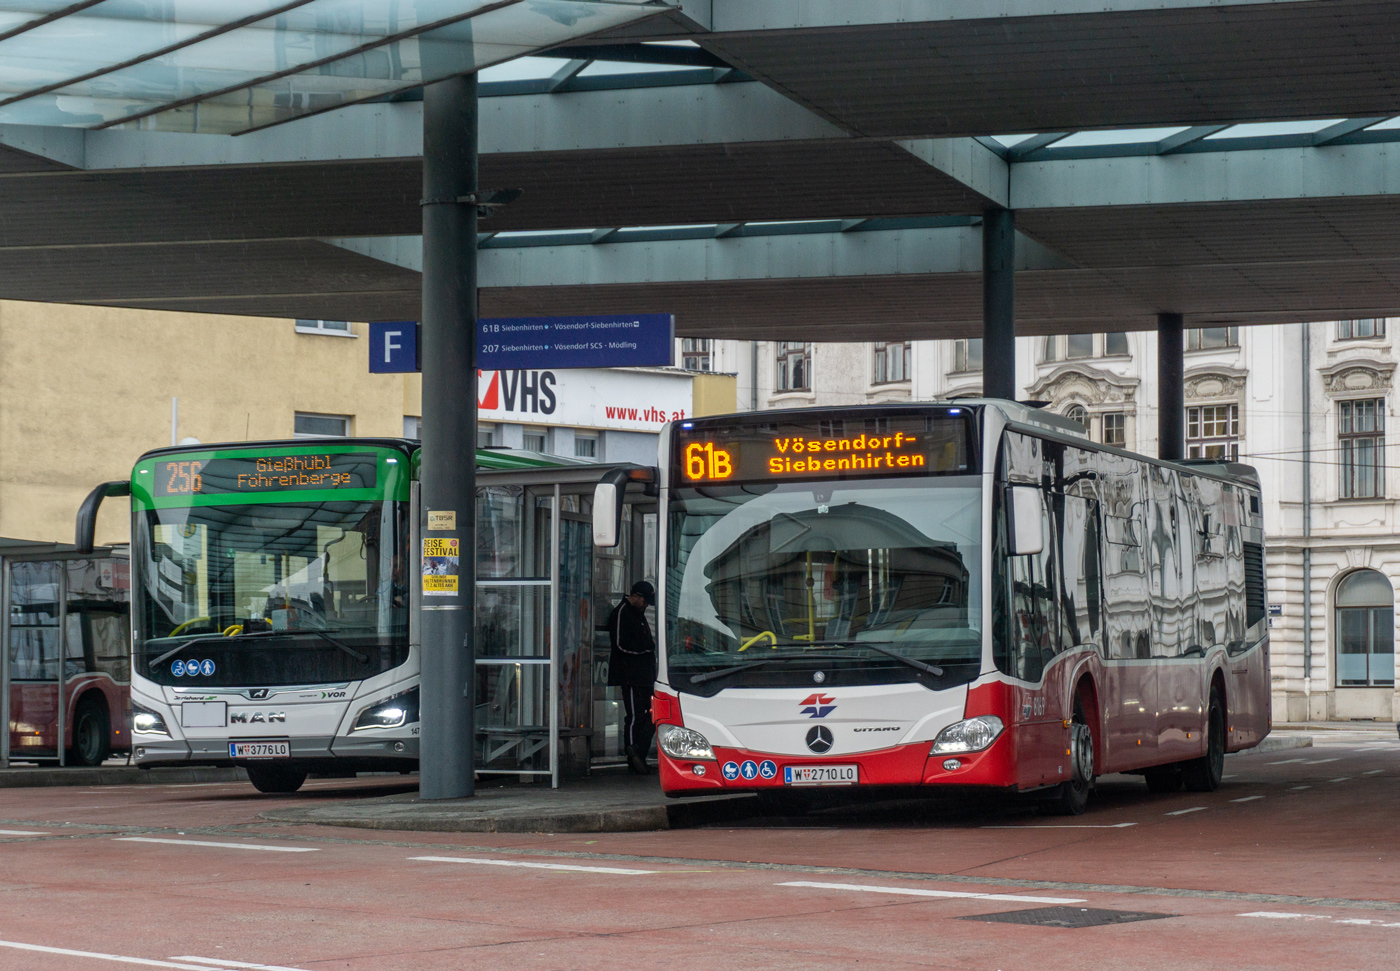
[1181,687,1226,792]
[245,763,308,794]
[1042,701,1094,816]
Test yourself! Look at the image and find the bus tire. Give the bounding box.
[69,696,110,767]
[1042,700,1094,816]
[1182,686,1226,792]
[245,763,308,794]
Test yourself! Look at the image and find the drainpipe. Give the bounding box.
[1302,323,1313,710]
[751,340,759,411]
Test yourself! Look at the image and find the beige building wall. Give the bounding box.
[0,303,413,548]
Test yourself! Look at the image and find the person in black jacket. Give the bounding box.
[608,580,657,774]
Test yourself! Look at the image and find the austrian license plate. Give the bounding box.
[229,740,290,759]
[784,764,858,786]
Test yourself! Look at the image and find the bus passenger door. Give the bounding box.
[1099,468,1157,771]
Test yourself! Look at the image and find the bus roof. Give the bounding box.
[135,438,589,472]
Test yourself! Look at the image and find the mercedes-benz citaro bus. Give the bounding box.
[75,438,563,793]
[594,400,1270,814]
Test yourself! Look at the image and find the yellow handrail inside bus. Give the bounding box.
[738,631,778,652]
[169,617,210,636]
[221,624,243,636]
[793,551,818,641]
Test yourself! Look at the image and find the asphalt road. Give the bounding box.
[1,730,1397,971]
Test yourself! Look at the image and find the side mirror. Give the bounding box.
[76,480,131,554]
[1007,485,1044,556]
[592,466,657,548]
[593,476,623,548]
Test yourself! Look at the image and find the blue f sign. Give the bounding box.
[369,321,420,373]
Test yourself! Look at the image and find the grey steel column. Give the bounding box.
[419,73,478,800]
[1158,312,1185,461]
[982,209,1016,401]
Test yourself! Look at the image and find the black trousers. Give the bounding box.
[620,684,654,756]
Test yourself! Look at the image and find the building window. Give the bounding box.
[872,341,910,383]
[294,412,350,438]
[575,434,598,459]
[1340,398,1385,499]
[403,416,421,439]
[1186,327,1239,350]
[295,319,354,336]
[776,342,810,392]
[1064,404,1087,427]
[954,338,983,372]
[1042,333,1130,362]
[1102,412,1126,447]
[1186,404,1239,460]
[523,431,546,452]
[682,338,712,371]
[1338,318,1385,341]
[1335,569,1395,687]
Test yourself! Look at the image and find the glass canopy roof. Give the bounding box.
[0,0,664,134]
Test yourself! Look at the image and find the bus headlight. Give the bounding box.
[352,688,419,732]
[931,715,1004,754]
[657,724,715,761]
[131,705,169,737]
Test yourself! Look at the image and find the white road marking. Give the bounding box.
[981,823,1137,829]
[1229,796,1264,803]
[0,938,230,969]
[1165,806,1208,816]
[410,855,655,875]
[1329,777,1352,783]
[1268,758,1308,765]
[1241,912,1400,929]
[173,958,306,971]
[778,881,1087,905]
[115,837,318,853]
[1303,758,1342,764]
[1288,785,1312,791]
[0,829,48,836]
[1364,769,1385,775]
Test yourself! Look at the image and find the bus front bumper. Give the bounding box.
[132,735,419,768]
[658,734,1016,796]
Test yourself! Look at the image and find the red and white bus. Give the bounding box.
[596,400,1270,813]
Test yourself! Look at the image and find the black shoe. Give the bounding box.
[627,750,648,774]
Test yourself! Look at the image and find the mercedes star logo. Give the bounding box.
[812,670,827,683]
[805,725,834,754]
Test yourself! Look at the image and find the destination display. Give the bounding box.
[153,453,379,497]
[674,413,973,485]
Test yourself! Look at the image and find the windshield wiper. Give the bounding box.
[149,637,208,669]
[150,628,368,665]
[798,640,945,677]
[689,653,848,685]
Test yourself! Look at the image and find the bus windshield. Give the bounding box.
[667,476,983,692]
[134,499,409,686]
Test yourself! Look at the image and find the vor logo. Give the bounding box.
[799,693,836,718]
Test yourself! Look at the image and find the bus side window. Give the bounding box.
[1008,490,1057,682]
[1058,495,1102,652]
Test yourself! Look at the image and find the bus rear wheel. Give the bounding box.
[245,763,308,794]
[69,697,110,767]
[1182,687,1226,792]
[1042,701,1094,816]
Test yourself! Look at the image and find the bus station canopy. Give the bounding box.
[1,0,1400,337]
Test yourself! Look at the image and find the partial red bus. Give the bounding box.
[3,547,131,766]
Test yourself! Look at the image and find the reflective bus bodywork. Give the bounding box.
[647,401,1269,809]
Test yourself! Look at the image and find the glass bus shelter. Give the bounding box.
[472,462,656,787]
